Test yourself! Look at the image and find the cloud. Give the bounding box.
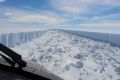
[79,22,120,27]
[50,0,120,16]
[1,7,120,28]
[101,0,120,6]
[1,8,64,25]
[92,13,120,20]
[50,0,91,16]
[0,0,5,3]
[0,1,120,33]
[69,13,120,24]
[9,14,60,25]
[4,12,13,16]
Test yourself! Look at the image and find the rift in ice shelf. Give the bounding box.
[0,43,63,80]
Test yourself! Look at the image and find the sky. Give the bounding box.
[0,0,120,33]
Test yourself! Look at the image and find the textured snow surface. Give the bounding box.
[2,30,120,80]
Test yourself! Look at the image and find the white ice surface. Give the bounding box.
[9,30,120,80]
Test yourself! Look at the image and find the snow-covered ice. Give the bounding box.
[8,30,120,80]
